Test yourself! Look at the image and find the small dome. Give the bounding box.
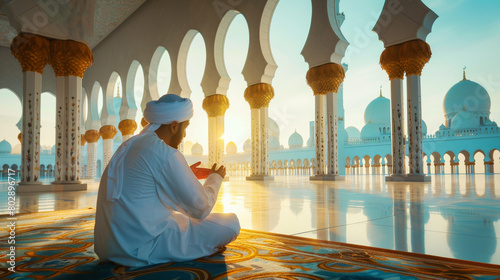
[451,110,478,129]
[422,120,427,136]
[226,141,237,154]
[268,118,280,139]
[191,142,203,156]
[243,139,252,153]
[288,131,303,149]
[361,122,381,139]
[439,124,447,130]
[269,136,280,150]
[443,80,490,117]
[0,140,12,153]
[364,96,390,125]
[346,126,361,139]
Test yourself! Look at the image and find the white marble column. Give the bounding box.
[250,108,261,175]
[54,76,67,182]
[79,135,85,179]
[407,75,425,176]
[100,125,117,170]
[216,116,225,166]
[389,79,406,176]
[260,107,269,175]
[87,142,97,179]
[65,76,83,182]
[208,117,217,167]
[21,72,43,184]
[314,94,326,175]
[326,92,339,176]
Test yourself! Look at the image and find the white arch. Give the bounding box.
[149,46,169,101]
[175,29,203,98]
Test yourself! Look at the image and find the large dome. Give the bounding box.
[0,140,12,153]
[269,136,280,150]
[364,96,390,125]
[346,126,361,139]
[443,80,490,117]
[268,118,280,139]
[451,110,478,129]
[360,122,381,139]
[288,131,303,149]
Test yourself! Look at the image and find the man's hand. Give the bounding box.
[190,161,211,179]
[210,163,226,179]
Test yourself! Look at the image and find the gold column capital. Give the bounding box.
[17,133,22,143]
[306,63,345,95]
[380,44,404,80]
[399,40,431,76]
[10,33,50,74]
[100,125,117,140]
[84,129,100,143]
[50,40,93,78]
[118,119,138,135]
[141,117,149,128]
[244,83,274,109]
[202,94,229,117]
[80,134,86,146]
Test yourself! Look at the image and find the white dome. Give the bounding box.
[269,117,280,139]
[451,110,478,129]
[191,142,203,156]
[226,141,237,154]
[243,139,251,153]
[346,126,361,139]
[361,122,381,139]
[288,131,303,149]
[364,96,390,125]
[0,140,12,153]
[443,80,490,118]
[422,120,427,136]
[269,136,280,150]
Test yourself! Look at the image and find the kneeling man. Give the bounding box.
[94,94,240,267]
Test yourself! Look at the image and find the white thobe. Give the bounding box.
[94,131,240,267]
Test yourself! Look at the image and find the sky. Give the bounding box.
[1,0,499,154]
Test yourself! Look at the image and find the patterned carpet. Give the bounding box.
[1,208,499,279]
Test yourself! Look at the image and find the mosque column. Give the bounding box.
[118,120,138,142]
[100,125,117,169]
[245,83,274,180]
[380,46,406,181]
[49,39,92,187]
[79,134,86,178]
[11,33,50,186]
[307,63,345,181]
[202,94,229,167]
[84,130,100,179]
[401,40,431,181]
[485,161,494,174]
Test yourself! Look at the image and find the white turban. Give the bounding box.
[106,94,193,202]
[140,94,194,134]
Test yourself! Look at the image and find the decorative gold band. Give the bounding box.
[11,33,50,74]
[202,94,230,117]
[380,40,431,78]
[118,119,138,135]
[84,130,100,143]
[244,83,274,109]
[306,63,345,95]
[99,125,117,140]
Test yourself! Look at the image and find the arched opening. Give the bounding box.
[221,12,250,152]
[150,46,171,99]
[40,91,56,149]
[184,31,207,153]
[473,150,485,174]
[0,88,22,149]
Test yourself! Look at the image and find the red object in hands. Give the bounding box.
[190,162,211,179]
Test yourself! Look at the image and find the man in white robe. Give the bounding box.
[94,94,240,267]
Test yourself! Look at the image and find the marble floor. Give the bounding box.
[1,174,499,265]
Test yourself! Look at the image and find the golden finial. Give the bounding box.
[379,85,383,97]
[462,105,466,111]
[462,66,467,81]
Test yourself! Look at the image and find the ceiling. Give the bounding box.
[0,0,147,48]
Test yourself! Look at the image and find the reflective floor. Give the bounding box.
[1,174,499,265]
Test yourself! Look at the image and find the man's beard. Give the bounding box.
[170,128,184,150]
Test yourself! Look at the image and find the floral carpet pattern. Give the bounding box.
[1,208,499,279]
